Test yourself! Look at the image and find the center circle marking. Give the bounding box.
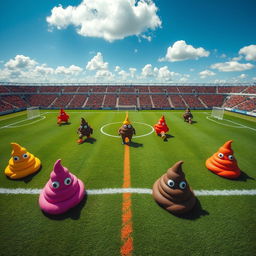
[100,121,154,138]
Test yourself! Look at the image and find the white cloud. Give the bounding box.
[34,64,55,75]
[252,77,256,81]
[211,61,254,72]
[55,65,83,75]
[199,70,216,79]
[159,40,210,62]
[5,55,37,70]
[95,70,114,79]
[238,74,247,79]
[141,64,179,81]
[115,66,121,72]
[86,52,108,71]
[220,53,227,58]
[141,64,154,77]
[231,56,242,61]
[46,0,161,42]
[129,68,137,78]
[239,45,256,61]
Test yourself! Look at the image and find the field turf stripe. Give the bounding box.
[120,138,133,256]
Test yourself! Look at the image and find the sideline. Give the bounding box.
[1,188,256,196]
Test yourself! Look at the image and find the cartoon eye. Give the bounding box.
[23,153,28,159]
[228,155,234,160]
[128,124,131,128]
[64,177,72,185]
[158,121,161,124]
[123,125,128,128]
[13,156,20,161]
[84,125,88,129]
[218,153,224,158]
[52,181,60,189]
[167,179,175,188]
[179,181,187,189]
[162,122,165,126]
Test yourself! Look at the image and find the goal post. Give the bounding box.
[211,107,224,120]
[117,105,137,111]
[27,106,40,120]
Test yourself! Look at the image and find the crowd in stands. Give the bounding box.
[0,84,255,113]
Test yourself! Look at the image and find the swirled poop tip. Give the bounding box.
[152,161,196,215]
[123,112,131,125]
[4,142,41,179]
[154,115,169,135]
[39,159,85,215]
[205,140,241,179]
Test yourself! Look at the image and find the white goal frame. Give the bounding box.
[211,107,224,120]
[27,106,40,120]
[117,105,137,111]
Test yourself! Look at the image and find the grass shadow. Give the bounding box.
[84,137,97,144]
[163,134,174,142]
[128,141,143,148]
[236,170,255,182]
[42,193,87,220]
[6,165,42,183]
[58,122,71,126]
[173,199,209,220]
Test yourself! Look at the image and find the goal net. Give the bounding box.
[211,107,224,120]
[27,106,40,120]
[117,105,137,111]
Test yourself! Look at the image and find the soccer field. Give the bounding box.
[0,110,256,256]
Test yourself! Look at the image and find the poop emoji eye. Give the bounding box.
[228,155,234,160]
[64,177,72,185]
[128,124,131,128]
[13,156,20,161]
[167,179,175,188]
[123,125,128,128]
[22,153,28,159]
[218,153,224,158]
[84,125,88,129]
[162,122,165,126]
[52,181,60,189]
[158,121,161,124]
[179,181,187,189]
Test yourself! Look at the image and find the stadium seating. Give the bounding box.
[104,95,117,108]
[53,95,73,108]
[0,84,255,114]
[151,95,170,108]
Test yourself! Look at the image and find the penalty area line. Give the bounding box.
[0,188,256,196]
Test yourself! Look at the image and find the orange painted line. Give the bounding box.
[120,138,133,256]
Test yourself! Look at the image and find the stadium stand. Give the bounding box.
[0,83,255,114]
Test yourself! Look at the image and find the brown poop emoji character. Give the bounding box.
[118,112,136,144]
[152,161,196,215]
[77,118,93,144]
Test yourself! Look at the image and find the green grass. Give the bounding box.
[0,110,256,256]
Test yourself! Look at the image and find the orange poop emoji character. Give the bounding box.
[154,115,169,140]
[205,140,241,179]
[5,143,41,179]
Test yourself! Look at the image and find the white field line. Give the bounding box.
[206,116,256,131]
[0,187,256,196]
[0,116,46,129]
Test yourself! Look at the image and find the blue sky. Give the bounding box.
[0,0,255,83]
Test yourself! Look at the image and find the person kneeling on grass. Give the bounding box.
[183,108,193,124]
[77,118,93,144]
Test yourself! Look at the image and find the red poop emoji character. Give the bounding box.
[154,115,169,140]
[57,109,70,125]
[205,140,241,179]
